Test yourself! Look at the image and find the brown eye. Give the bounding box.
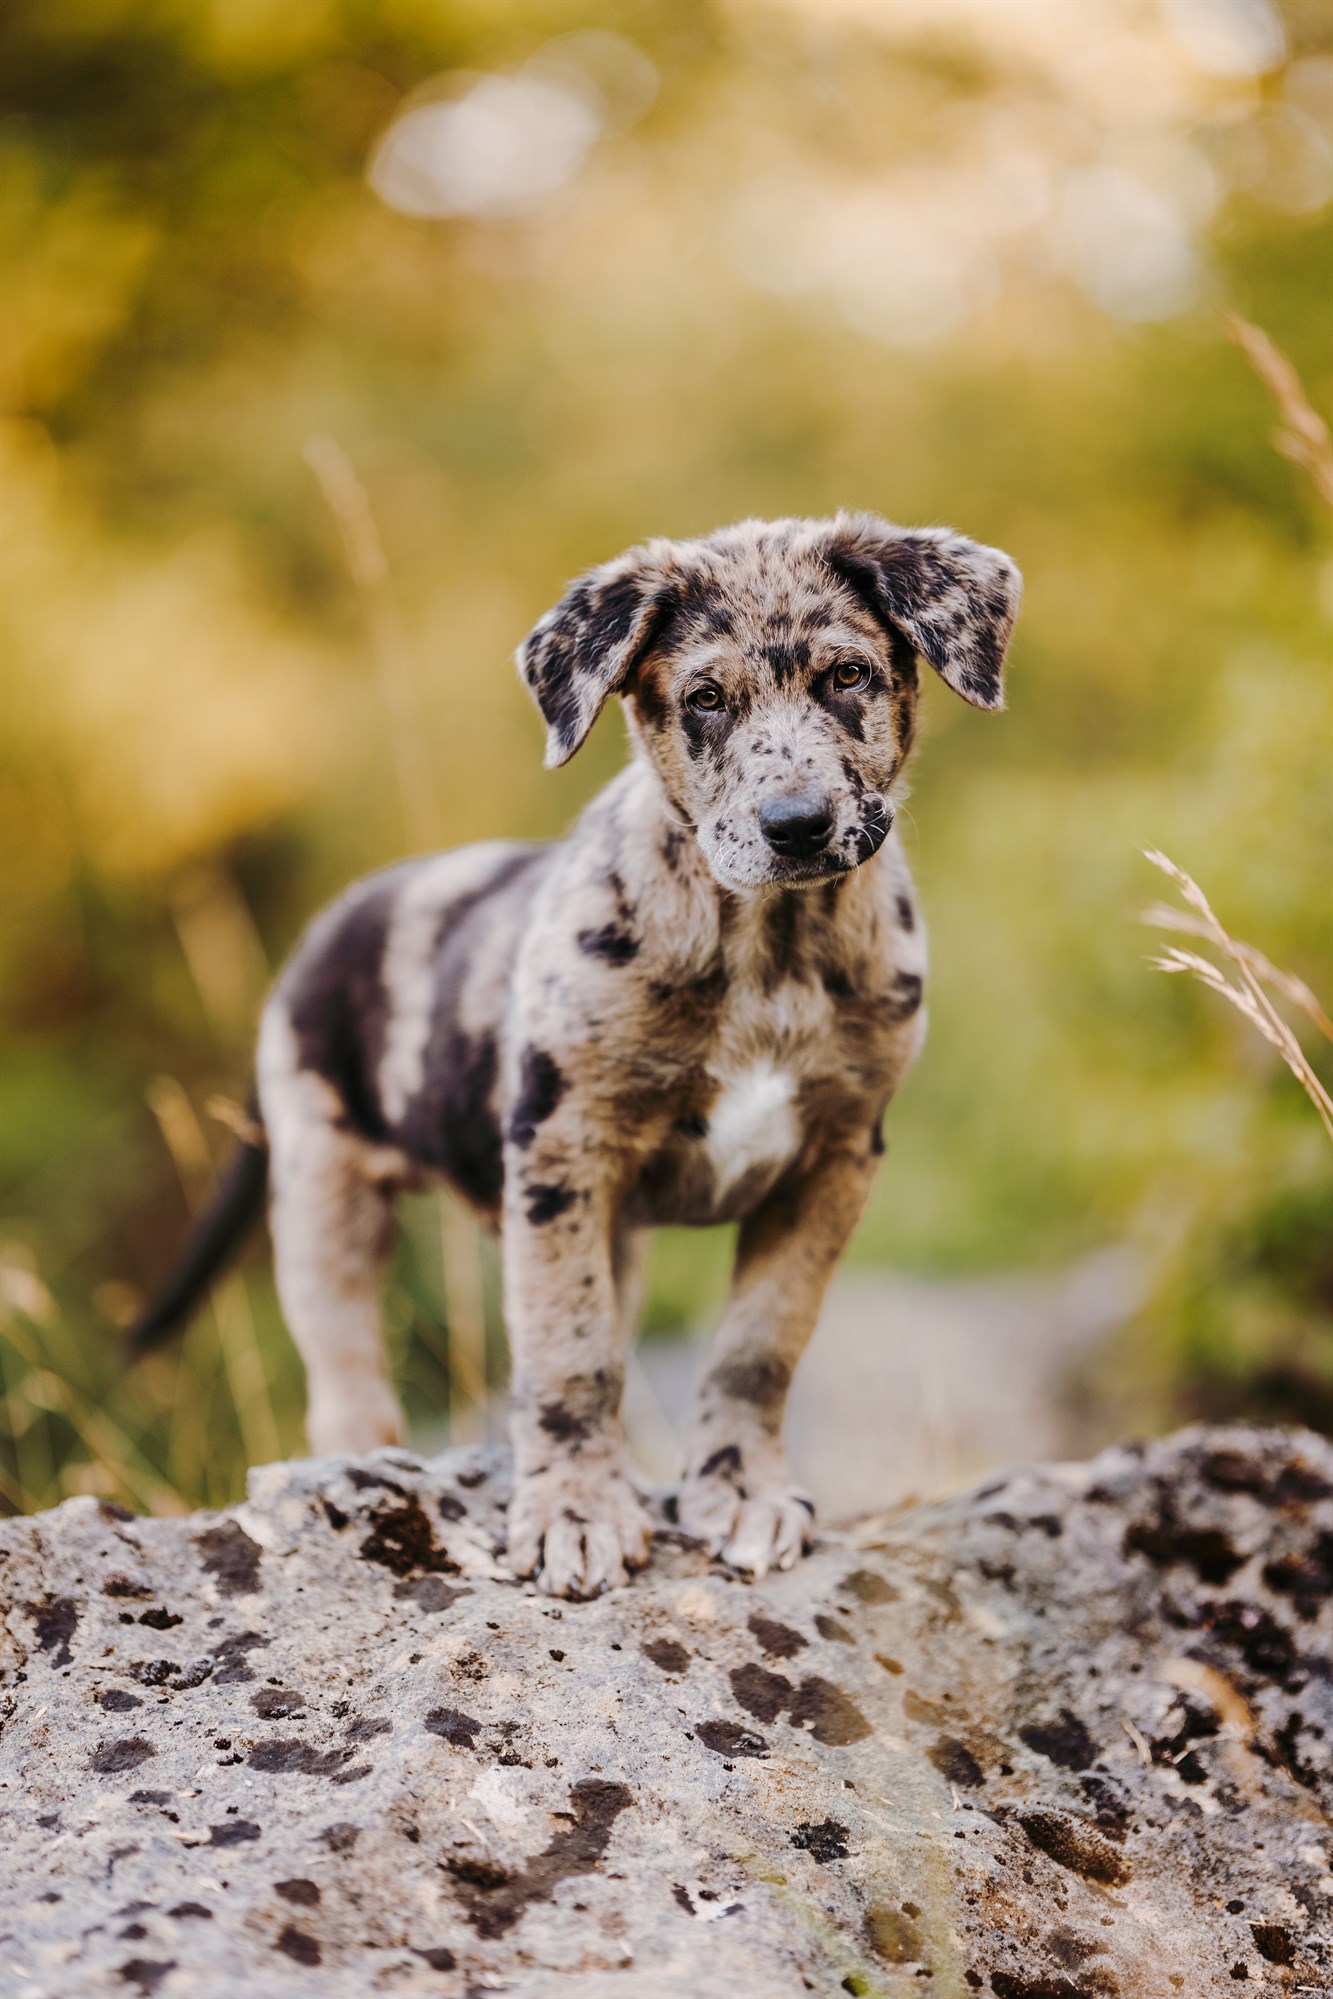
[832,660,871,692]
[687,681,725,712]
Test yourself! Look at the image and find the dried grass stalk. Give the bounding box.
[1225,314,1333,508]
[1142,849,1333,1141]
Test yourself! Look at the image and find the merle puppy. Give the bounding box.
[133,512,1021,1598]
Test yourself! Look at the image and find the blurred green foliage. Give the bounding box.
[1,0,1330,1512]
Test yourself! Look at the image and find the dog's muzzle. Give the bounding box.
[758,790,835,863]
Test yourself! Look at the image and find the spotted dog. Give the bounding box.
[131,513,1021,1598]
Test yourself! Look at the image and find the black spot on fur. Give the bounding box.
[884,970,923,1020]
[539,1402,590,1445]
[699,1444,742,1478]
[895,893,916,931]
[289,878,398,1142]
[508,1048,564,1147]
[714,1354,792,1409]
[577,923,639,965]
[525,1181,577,1225]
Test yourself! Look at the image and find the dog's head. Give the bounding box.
[518,513,1020,891]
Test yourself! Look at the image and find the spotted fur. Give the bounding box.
[148,512,1020,1598]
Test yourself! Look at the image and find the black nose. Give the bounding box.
[759,790,835,859]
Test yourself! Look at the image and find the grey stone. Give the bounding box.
[1,1426,1329,1997]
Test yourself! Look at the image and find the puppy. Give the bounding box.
[132,513,1020,1597]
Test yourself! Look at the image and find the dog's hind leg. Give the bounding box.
[259,1013,406,1458]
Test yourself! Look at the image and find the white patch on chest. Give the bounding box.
[705,1061,799,1196]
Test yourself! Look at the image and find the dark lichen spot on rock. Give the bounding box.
[414,1946,458,1970]
[747,1614,808,1660]
[209,1820,261,1846]
[730,1662,793,1722]
[815,1614,854,1644]
[93,1738,156,1775]
[642,1638,690,1676]
[1019,1710,1099,1771]
[447,1778,632,1938]
[275,1879,321,1907]
[167,1903,212,1920]
[1016,1809,1131,1886]
[358,1498,460,1579]
[991,1977,1098,1999]
[1123,1494,1242,1585]
[320,1822,359,1854]
[696,1718,769,1759]
[875,1654,904,1675]
[425,1706,482,1748]
[1262,1534,1333,1620]
[438,1493,468,1522]
[33,1595,80,1667]
[137,1607,183,1631]
[251,1687,305,1719]
[929,1734,984,1787]
[248,1739,351,1778]
[393,1575,469,1614]
[1249,1924,1294,1966]
[276,1925,322,1965]
[790,1818,850,1862]
[346,1716,391,1743]
[117,1960,175,1996]
[788,1677,871,1746]
[842,1568,899,1604]
[195,1520,263,1597]
[99,1688,143,1712]
[865,1905,922,1963]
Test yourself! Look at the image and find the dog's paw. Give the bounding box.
[506,1466,651,1599]
[677,1463,814,1579]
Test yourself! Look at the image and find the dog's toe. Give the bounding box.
[507,1470,650,1599]
[721,1490,814,1579]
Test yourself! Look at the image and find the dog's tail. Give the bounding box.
[126,1123,269,1358]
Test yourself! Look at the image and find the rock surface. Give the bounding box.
[1,1425,1329,1998]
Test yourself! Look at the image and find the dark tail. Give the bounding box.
[127,1136,269,1357]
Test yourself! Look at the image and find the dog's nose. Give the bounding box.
[759,791,835,859]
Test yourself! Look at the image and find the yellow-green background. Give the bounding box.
[2,0,1330,1512]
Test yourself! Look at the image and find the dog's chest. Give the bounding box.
[704,1058,800,1196]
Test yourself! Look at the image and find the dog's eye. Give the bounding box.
[832,660,871,692]
[687,682,725,712]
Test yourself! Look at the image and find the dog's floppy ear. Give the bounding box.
[518,548,669,768]
[823,514,1021,711]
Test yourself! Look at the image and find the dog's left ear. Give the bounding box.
[823,515,1022,711]
[518,548,668,768]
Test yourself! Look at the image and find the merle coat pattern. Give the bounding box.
[179,513,1020,1597]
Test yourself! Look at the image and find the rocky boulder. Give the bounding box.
[1,1425,1329,1997]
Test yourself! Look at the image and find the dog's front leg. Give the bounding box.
[678,1136,879,1578]
[501,1154,650,1598]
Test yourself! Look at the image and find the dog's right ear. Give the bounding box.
[517,549,669,768]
